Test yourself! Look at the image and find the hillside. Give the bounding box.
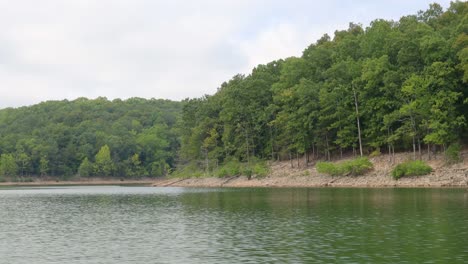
[0,97,182,179]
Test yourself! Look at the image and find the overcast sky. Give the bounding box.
[0,0,452,108]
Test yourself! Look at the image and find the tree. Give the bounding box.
[94,145,114,176]
[126,154,147,178]
[78,157,93,177]
[39,156,49,176]
[0,154,18,177]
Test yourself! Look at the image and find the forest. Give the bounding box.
[176,2,467,172]
[0,2,467,180]
[0,98,181,179]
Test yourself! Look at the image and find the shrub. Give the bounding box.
[316,162,342,176]
[369,149,381,158]
[391,160,432,180]
[317,157,373,176]
[252,162,270,178]
[445,143,462,164]
[171,162,204,178]
[342,157,374,176]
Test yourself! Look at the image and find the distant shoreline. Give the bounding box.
[0,179,155,187]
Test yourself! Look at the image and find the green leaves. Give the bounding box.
[94,145,114,176]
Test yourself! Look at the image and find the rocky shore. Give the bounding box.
[153,152,468,188]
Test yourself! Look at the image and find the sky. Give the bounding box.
[0,0,453,108]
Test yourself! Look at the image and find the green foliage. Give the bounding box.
[369,149,381,158]
[215,160,241,177]
[172,159,270,179]
[316,162,342,176]
[0,98,181,179]
[170,162,204,178]
[176,2,467,169]
[392,160,433,180]
[317,157,373,176]
[39,156,49,176]
[94,145,114,176]
[0,154,18,177]
[78,157,93,177]
[253,162,270,177]
[445,143,462,164]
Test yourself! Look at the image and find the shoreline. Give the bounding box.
[0,179,155,187]
[152,175,468,189]
[154,152,468,188]
[1,152,467,189]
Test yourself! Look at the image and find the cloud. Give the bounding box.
[0,0,453,108]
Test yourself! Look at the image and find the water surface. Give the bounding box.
[0,186,467,263]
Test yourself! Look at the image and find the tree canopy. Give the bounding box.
[177,2,467,169]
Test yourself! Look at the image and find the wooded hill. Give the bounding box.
[177,2,468,170]
[0,2,467,180]
[0,98,181,179]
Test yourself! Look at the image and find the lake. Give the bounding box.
[0,186,467,263]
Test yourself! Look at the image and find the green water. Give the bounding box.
[0,186,467,263]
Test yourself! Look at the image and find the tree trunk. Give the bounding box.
[353,87,363,157]
[245,127,250,165]
[427,144,431,160]
[270,126,274,161]
[325,134,330,161]
[204,148,209,176]
[289,151,293,168]
[297,152,300,168]
[417,138,422,160]
[388,143,391,162]
[312,144,315,160]
[412,135,416,160]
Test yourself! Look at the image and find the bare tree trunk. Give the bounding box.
[204,148,209,176]
[297,152,300,168]
[289,151,293,168]
[325,134,330,161]
[417,138,422,160]
[270,126,274,161]
[245,127,250,165]
[353,87,363,157]
[312,144,315,160]
[427,144,431,160]
[412,135,416,160]
[388,143,392,162]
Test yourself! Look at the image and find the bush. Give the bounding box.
[316,162,342,176]
[216,160,269,178]
[316,157,373,176]
[391,160,432,180]
[252,162,270,178]
[445,143,462,164]
[369,149,381,158]
[171,162,204,178]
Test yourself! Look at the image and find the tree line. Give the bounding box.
[0,2,466,180]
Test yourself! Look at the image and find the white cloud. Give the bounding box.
[0,0,453,108]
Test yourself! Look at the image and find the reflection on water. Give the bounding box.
[0,186,467,263]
